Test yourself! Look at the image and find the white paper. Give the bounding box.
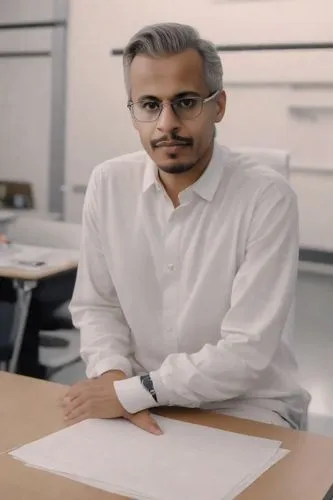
[26,448,289,500]
[10,416,288,500]
[0,243,78,270]
[223,448,289,500]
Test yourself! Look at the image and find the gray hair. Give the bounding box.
[123,23,223,97]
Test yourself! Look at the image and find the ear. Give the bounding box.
[214,91,227,123]
[132,117,140,131]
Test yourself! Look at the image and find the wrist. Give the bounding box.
[140,374,158,403]
[114,376,160,414]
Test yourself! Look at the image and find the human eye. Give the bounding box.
[140,100,160,111]
[175,97,198,110]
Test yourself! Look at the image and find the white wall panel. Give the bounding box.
[0,28,52,52]
[0,0,54,23]
[0,58,52,212]
[64,0,333,251]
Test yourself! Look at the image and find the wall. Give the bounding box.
[64,0,333,251]
[0,0,54,213]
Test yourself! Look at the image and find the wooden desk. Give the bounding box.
[1,373,333,500]
[0,252,78,372]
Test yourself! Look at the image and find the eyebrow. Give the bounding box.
[137,91,201,102]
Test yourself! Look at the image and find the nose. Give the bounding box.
[156,102,181,133]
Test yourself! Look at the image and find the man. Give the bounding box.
[63,23,310,434]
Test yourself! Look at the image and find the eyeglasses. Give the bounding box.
[127,90,220,123]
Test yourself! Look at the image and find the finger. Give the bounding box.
[64,403,89,422]
[59,393,82,413]
[65,379,90,400]
[60,386,85,408]
[126,411,163,435]
[63,397,86,418]
[58,396,73,408]
[65,385,84,400]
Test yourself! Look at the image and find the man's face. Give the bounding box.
[128,49,226,174]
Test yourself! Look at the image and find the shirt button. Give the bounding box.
[167,263,175,272]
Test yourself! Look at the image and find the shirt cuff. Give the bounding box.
[114,375,160,414]
[150,370,169,406]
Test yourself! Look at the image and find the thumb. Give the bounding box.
[125,410,163,435]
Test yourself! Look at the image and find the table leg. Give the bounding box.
[8,280,37,373]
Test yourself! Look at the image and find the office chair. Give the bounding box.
[0,301,15,371]
[233,147,290,179]
[0,210,16,234]
[7,217,81,377]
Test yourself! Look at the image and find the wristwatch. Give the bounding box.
[140,374,158,403]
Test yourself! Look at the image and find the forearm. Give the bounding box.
[114,337,278,413]
[71,300,134,378]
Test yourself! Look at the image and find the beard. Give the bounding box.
[157,160,196,175]
[151,131,195,174]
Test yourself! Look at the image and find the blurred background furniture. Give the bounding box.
[5,218,81,377]
[0,210,16,235]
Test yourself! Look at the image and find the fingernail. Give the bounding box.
[152,426,163,435]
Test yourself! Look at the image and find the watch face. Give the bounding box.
[140,374,158,402]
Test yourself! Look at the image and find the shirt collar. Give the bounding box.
[143,157,159,193]
[142,142,226,200]
[190,142,225,202]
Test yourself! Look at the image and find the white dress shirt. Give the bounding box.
[70,142,310,429]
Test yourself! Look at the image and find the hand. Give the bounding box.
[124,409,163,436]
[61,370,127,425]
[61,371,163,435]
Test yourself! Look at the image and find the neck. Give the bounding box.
[158,142,214,208]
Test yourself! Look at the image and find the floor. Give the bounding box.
[51,268,333,437]
[294,269,333,436]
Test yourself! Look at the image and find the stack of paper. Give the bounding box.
[10,416,288,500]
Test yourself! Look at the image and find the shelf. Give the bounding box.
[224,81,333,89]
[111,41,333,56]
[289,106,333,119]
[291,165,333,176]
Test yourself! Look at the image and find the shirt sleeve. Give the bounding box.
[114,179,299,412]
[69,167,133,379]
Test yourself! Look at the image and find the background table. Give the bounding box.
[0,256,77,372]
[1,372,333,499]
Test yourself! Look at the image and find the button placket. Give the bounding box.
[162,212,182,351]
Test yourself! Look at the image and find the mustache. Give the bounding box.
[151,133,193,149]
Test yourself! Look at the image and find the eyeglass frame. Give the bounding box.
[127,89,221,123]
